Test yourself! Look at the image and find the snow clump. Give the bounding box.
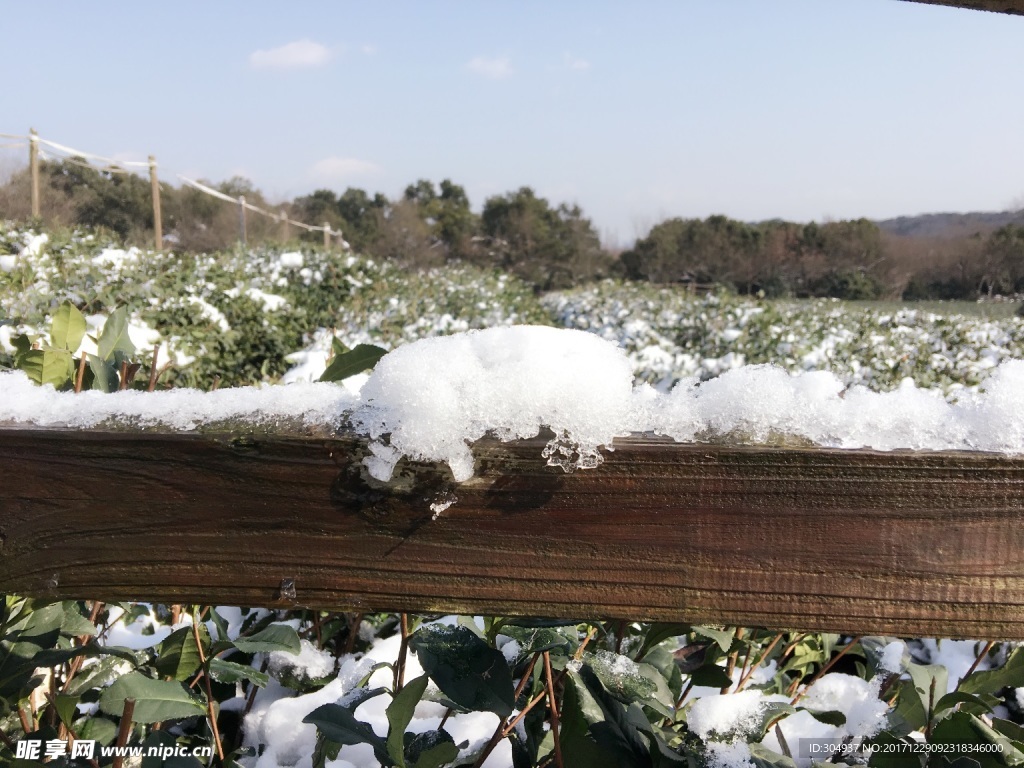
[353,325,636,482]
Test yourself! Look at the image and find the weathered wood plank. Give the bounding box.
[2,427,1024,638]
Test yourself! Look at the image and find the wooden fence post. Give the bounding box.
[148,156,162,251]
[323,222,330,249]
[279,212,289,243]
[239,196,247,245]
[29,128,40,219]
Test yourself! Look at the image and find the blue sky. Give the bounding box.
[2,1,1023,244]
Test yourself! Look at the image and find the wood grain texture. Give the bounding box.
[2,427,1024,638]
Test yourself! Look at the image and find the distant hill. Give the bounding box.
[876,210,1024,239]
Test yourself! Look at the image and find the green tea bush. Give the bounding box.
[5,224,1024,767]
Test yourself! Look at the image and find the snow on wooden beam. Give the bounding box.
[3,427,1024,638]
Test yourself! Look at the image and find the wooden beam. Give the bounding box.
[903,0,1024,15]
[2,428,1024,638]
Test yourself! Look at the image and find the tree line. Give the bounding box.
[623,215,1024,300]
[1,157,1021,299]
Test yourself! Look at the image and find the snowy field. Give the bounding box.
[4,226,1023,398]
[4,225,1024,767]
[544,281,1024,395]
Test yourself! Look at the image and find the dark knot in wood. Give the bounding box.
[327,442,457,538]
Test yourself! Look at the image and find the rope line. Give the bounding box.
[9,130,343,242]
[177,174,240,204]
[40,150,134,175]
[37,137,149,169]
[241,198,273,218]
[177,174,335,234]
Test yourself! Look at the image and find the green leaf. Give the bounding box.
[97,306,136,362]
[210,608,231,644]
[802,708,845,727]
[331,336,349,356]
[18,348,73,388]
[303,701,390,766]
[560,666,654,768]
[59,602,98,637]
[232,624,301,654]
[86,353,119,392]
[750,702,798,740]
[51,301,86,352]
[409,624,515,718]
[273,656,336,693]
[76,714,118,746]
[111,347,137,371]
[906,661,948,723]
[992,718,1024,743]
[154,625,209,682]
[359,661,396,688]
[313,732,342,768]
[635,662,677,718]
[632,719,688,766]
[12,333,31,356]
[408,731,459,768]
[748,742,799,768]
[33,641,141,671]
[635,623,689,662]
[387,674,430,766]
[4,601,65,655]
[98,671,206,723]
[693,626,735,653]
[890,678,928,734]
[340,686,389,710]
[307,685,388,767]
[499,625,578,659]
[0,601,65,696]
[53,694,78,728]
[208,658,269,688]
[778,634,839,677]
[931,711,1024,768]
[560,670,629,768]
[64,654,135,697]
[319,343,387,382]
[934,691,995,718]
[640,646,683,700]
[509,699,548,768]
[960,648,1024,696]
[588,651,655,699]
[689,663,733,689]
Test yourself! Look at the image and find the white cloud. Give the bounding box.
[467,56,513,79]
[563,52,590,71]
[249,39,333,71]
[309,156,380,183]
[360,43,377,55]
